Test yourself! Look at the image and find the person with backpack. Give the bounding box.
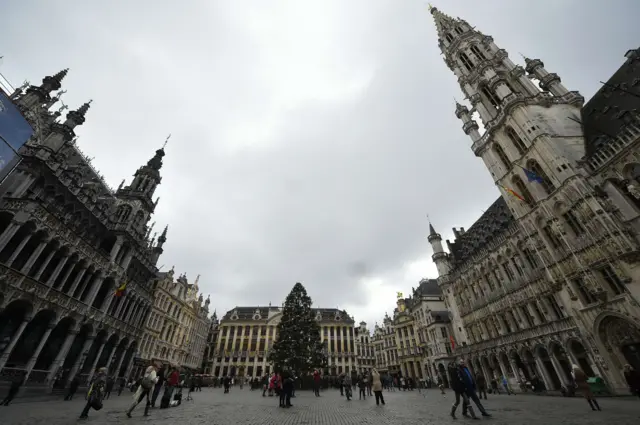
[79,368,107,419]
[126,362,158,418]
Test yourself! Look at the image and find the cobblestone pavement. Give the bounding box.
[2,387,639,425]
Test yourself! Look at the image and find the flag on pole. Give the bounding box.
[501,185,525,202]
[396,292,403,299]
[523,167,544,184]
[449,335,456,350]
[114,281,127,297]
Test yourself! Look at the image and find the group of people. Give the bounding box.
[77,362,189,420]
[337,368,386,406]
[259,372,295,407]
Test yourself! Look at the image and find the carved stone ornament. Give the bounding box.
[627,183,640,200]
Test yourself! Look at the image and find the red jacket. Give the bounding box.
[313,371,321,382]
[168,371,179,386]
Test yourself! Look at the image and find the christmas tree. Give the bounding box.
[268,282,326,375]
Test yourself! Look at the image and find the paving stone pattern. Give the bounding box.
[2,387,639,424]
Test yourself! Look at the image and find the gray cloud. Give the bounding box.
[2,0,639,326]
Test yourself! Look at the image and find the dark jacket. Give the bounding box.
[448,364,475,393]
[624,369,640,391]
[475,374,486,389]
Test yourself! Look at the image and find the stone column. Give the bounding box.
[67,266,88,297]
[121,251,134,270]
[0,222,21,251]
[21,239,48,274]
[33,249,57,281]
[87,340,107,383]
[46,330,78,384]
[110,236,124,263]
[56,258,78,291]
[550,353,570,386]
[5,232,33,267]
[24,323,55,378]
[115,297,127,319]
[66,335,95,385]
[0,318,31,370]
[527,303,542,325]
[111,347,127,377]
[534,357,555,390]
[101,292,116,314]
[46,253,70,286]
[85,272,106,307]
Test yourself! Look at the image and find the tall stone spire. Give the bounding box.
[17,69,70,109]
[116,140,167,213]
[430,6,586,218]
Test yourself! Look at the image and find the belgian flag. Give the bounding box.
[114,281,127,297]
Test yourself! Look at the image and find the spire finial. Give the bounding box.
[163,133,171,149]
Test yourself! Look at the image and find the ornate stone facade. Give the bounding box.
[139,269,211,372]
[426,7,640,394]
[201,311,220,375]
[0,70,170,391]
[354,321,375,376]
[371,279,454,382]
[371,313,400,376]
[210,306,358,378]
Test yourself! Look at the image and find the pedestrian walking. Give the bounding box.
[475,373,487,399]
[372,368,385,406]
[65,375,80,400]
[501,375,512,395]
[1,371,26,406]
[623,364,640,398]
[358,375,366,400]
[125,362,158,418]
[448,361,477,419]
[79,367,107,419]
[313,370,321,397]
[105,375,114,399]
[572,364,601,411]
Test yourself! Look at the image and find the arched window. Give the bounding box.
[506,126,527,155]
[460,52,474,71]
[132,210,145,228]
[512,175,534,205]
[493,143,511,169]
[527,159,555,194]
[455,27,464,35]
[481,86,501,109]
[445,33,454,43]
[116,205,132,222]
[470,45,486,60]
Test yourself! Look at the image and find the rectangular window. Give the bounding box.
[523,248,538,269]
[563,210,585,236]
[543,226,561,249]
[521,306,535,327]
[600,265,625,295]
[440,327,448,338]
[546,295,565,318]
[573,277,598,305]
[511,256,524,276]
[502,263,515,280]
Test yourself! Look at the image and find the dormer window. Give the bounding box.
[460,52,474,71]
[445,33,454,43]
[470,45,486,60]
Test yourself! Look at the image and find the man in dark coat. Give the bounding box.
[448,361,475,419]
[475,372,488,399]
[457,359,491,418]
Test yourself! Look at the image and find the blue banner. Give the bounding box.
[0,90,32,182]
[0,90,33,150]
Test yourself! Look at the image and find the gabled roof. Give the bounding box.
[447,197,514,267]
[581,47,640,158]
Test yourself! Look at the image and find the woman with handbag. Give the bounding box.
[79,368,107,419]
[126,363,158,418]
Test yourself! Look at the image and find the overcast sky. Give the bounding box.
[2,0,638,329]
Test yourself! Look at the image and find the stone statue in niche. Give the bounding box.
[627,183,640,199]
